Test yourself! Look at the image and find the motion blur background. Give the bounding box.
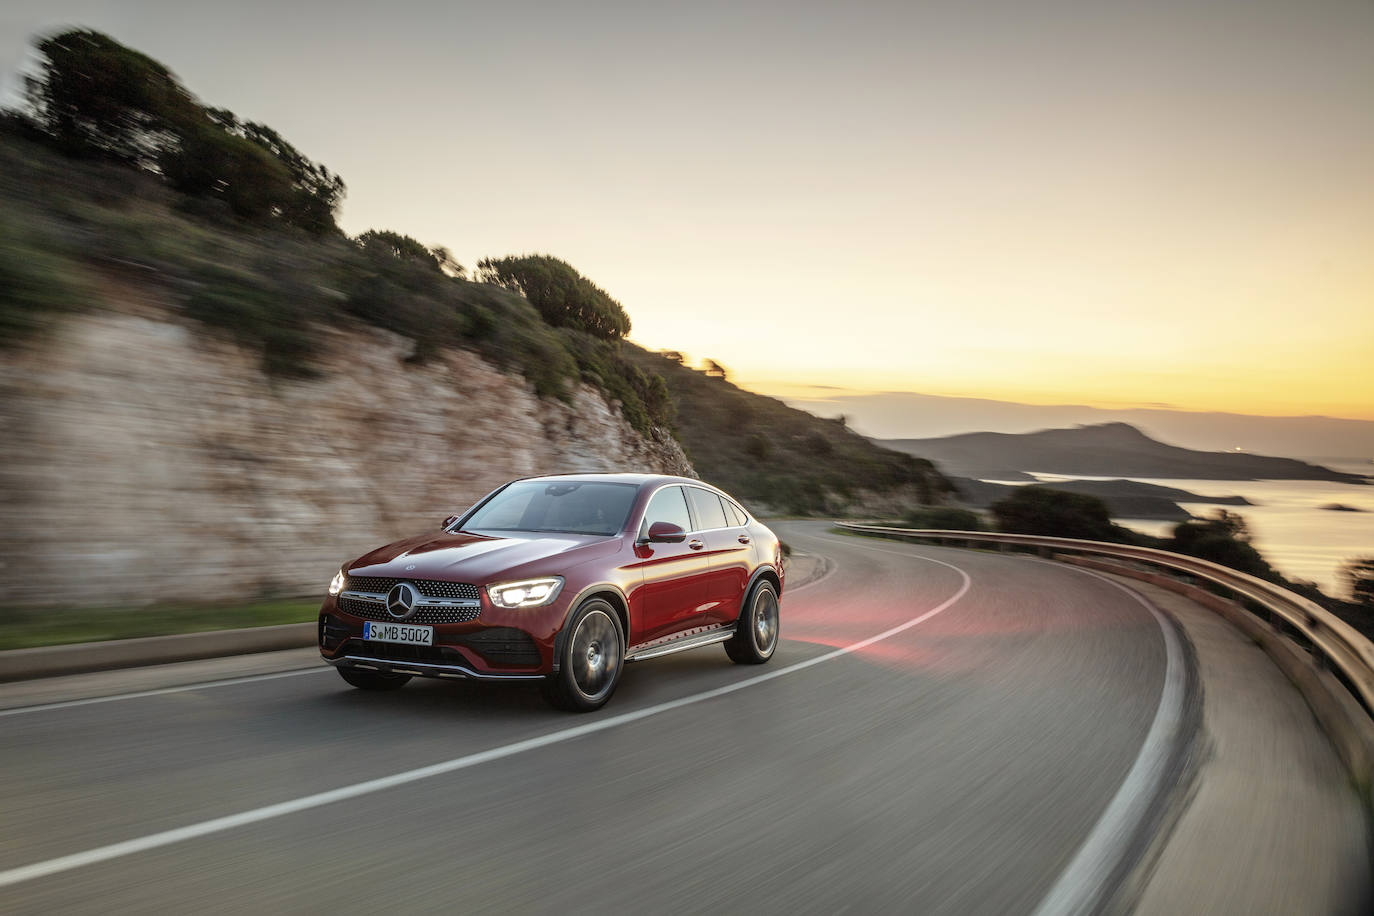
[2,3,1373,913]
[0,2,1370,646]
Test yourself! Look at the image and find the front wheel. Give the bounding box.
[725,580,779,664]
[543,599,625,712]
[337,667,412,690]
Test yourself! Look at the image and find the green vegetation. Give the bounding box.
[1342,557,1374,607]
[0,598,320,650]
[477,255,631,339]
[0,215,85,345]
[1168,510,1274,579]
[25,29,344,233]
[976,490,1374,636]
[1,30,672,435]
[990,486,1134,542]
[624,347,955,515]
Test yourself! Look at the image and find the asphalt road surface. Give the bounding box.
[1,521,1191,914]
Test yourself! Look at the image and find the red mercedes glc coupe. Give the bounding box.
[318,474,783,710]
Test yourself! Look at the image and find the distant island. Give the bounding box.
[880,422,1372,484]
[950,476,1252,521]
[1320,503,1366,512]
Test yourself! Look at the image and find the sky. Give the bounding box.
[3,0,1372,421]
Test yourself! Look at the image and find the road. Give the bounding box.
[2,521,1195,913]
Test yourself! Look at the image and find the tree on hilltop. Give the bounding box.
[476,255,630,339]
[21,28,343,233]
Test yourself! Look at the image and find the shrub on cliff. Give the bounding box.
[20,29,343,234]
[2,32,672,437]
[476,255,631,339]
[1168,510,1276,580]
[990,486,1129,541]
[0,218,84,344]
[1342,557,1374,607]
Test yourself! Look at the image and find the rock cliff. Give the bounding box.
[0,302,693,607]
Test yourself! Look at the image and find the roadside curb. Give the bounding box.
[0,623,317,683]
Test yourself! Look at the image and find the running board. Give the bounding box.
[625,626,736,663]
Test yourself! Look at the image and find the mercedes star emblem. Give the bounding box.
[386,582,418,619]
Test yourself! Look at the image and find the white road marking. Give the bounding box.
[0,667,332,718]
[1024,562,1187,916]
[820,533,1189,915]
[0,550,971,890]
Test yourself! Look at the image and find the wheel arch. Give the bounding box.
[739,565,781,619]
[551,584,630,673]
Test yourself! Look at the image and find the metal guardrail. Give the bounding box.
[835,524,1374,719]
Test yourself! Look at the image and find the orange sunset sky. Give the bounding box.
[4,0,1372,419]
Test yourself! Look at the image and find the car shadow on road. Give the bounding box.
[305,639,840,723]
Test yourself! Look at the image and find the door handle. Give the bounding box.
[737,535,751,544]
[688,539,704,551]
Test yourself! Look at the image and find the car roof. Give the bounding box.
[520,472,703,488]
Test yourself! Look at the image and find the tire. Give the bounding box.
[725,579,779,664]
[337,667,412,691]
[543,598,625,712]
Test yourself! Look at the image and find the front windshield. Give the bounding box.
[462,481,638,537]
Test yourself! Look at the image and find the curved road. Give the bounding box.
[1,521,1186,913]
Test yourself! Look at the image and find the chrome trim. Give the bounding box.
[327,654,545,681]
[340,590,478,610]
[625,625,736,663]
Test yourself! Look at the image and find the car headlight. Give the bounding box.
[487,577,564,609]
[328,569,346,596]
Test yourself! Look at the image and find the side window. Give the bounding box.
[723,498,749,527]
[687,487,728,531]
[642,486,691,533]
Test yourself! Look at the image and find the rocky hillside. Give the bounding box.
[882,422,1369,483]
[0,291,690,607]
[0,29,949,608]
[625,347,955,516]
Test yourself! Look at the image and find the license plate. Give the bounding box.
[363,621,434,646]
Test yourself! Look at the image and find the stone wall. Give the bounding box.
[0,305,693,606]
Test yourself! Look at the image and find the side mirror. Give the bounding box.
[646,521,687,543]
[441,514,460,531]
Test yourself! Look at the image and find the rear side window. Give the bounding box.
[687,487,728,530]
[642,485,691,533]
[723,499,749,527]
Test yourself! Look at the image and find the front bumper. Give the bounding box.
[323,652,545,681]
[318,593,562,678]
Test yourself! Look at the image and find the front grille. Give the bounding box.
[337,596,480,625]
[344,577,480,601]
[456,628,542,667]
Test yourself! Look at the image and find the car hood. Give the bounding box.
[345,530,617,584]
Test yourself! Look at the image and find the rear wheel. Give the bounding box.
[725,580,779,664]
[337,667,412,691]
[543,599,625,712]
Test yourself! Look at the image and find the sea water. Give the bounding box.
[1025,471,1374,595]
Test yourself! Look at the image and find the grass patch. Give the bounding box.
[0,598,320,650]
